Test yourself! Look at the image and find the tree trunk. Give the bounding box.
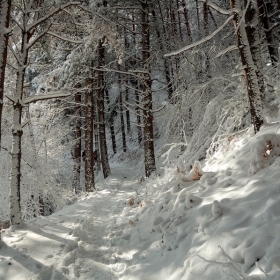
[181,0,192,43]
[141,1,156,177]
[105,89,117,154]
[230,0,264,133]
[85,78,95,192]
[245,0,265,99]
[10,27,30,225]
[94,93,101,171]
[123,28,131,135]
[151,5,173,101]
[73,90,81,193]
[117,63,127,152]
[0,0,11,149]
[125,79,131,135]
[257,0,278,67]
[176,0,183,41]
[97,40,111,178]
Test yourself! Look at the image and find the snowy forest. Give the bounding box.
[1,0,280,279]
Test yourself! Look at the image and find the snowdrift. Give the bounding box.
[114,123,280,280]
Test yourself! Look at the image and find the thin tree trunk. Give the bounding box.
[117,64,127,152]
[39,195,44,216]
[176,0,183,41]
[23,88,44,215]
[230,0,264,132]
[151,4,173,101]
[105,89,117,154]
[73,89,81,193]
[125,78,131,134]
[97,40,111,178]
[0,0,11,149]
[181,0,192,43]
[131,14,143,144]
[245,0,265,99]
[257,0,278,67]
[10,28,30,226]
[142,1,156,177]
[124,29,131,134]
[195,0,201,33]
[94,93,101,170]
[203,2,211,80]
[85,78,95,192]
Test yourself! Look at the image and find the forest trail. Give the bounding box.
[0,164,139,280]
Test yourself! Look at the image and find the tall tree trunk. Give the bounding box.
[195,0,201,33]
[97,40,111,178]
[105,89,117,154]
[10,25,30,225]
[131,13,143,144]
[176,0,183,41]
[181,0,192,43]
[0,0,11,149]
[141,1,156,177]
[245,0,265,99]
[203,2,211,80]
[85,78,95,192]
[151,3,173,101]
[23,88,44,215]
[257,0,278,67]
[230,0,264,132]
[125,78,131,135]
[123,29,131,134]
[73,90,81,193]
[117,63,127,152]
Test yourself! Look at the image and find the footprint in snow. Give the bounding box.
[45,254,54,259]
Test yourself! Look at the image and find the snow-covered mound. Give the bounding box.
[113,123,280,280]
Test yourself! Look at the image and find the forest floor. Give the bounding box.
[2,124,280,279]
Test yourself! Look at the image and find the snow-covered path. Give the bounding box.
[0,165,138,280]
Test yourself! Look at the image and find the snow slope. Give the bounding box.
[2,124,280,279]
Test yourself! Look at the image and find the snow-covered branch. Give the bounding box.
[27,1,82,32]
[202,1,240,15]
[47,31,83,44]
[215,45,238,58]
[164,15,234,57]
[23,92,72,104]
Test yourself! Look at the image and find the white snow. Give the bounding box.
[2,124,280,279]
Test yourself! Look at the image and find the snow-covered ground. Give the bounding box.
[2,124,280,279]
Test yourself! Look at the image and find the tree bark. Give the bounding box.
[151,5,174,101]
[230,0,264,133]
[85,78,95,192]
[257,0,278,67]
[141,1,156,177]
[123,30,131,134]
[97,40,111,178]
[117,63,127,152]
[244,0,265,99]
[73,89,81,193]
[105,89,117,154]
[131,13,143,144]
[181,0,192,43]
[0,0,11,149]
[10,23,30,225]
